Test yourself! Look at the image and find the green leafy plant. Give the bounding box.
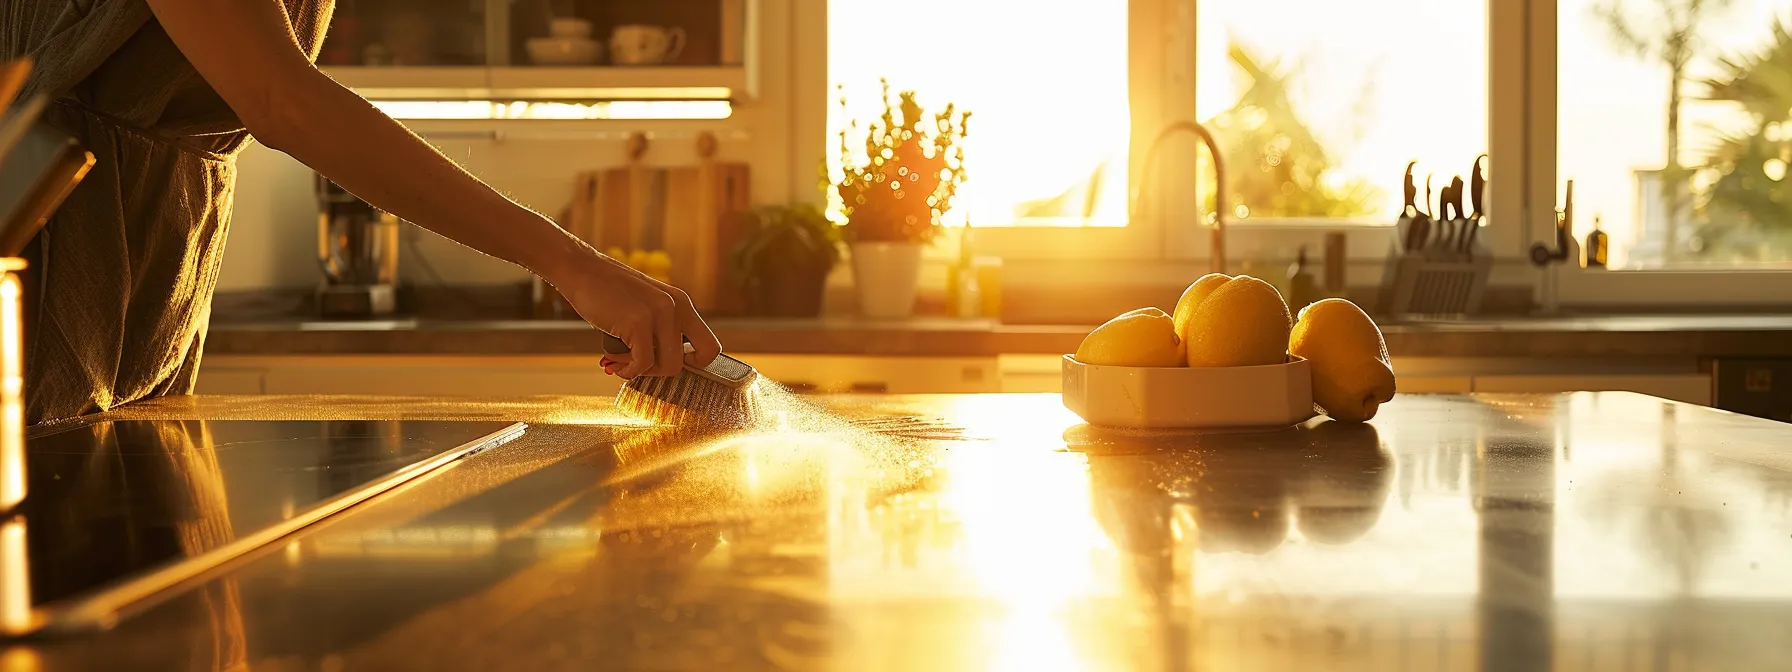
[727,204,842,292]
[826,79,971,243]
[1593,0,1737,262]
[1693,15,1792,262]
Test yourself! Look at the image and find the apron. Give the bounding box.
[2,0,332,423]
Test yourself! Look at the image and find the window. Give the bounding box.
[1559,0,1792,269]
[826,0,1131,228]
[1196,1,1488,225]
[826,0,1488,233]
[816,0,1790,305]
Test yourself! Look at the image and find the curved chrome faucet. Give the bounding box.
[1132,120,1227,274]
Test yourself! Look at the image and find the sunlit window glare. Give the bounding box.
[1195,1,1487,224]
[828,0,1130,228]
[1561,0,1792,268]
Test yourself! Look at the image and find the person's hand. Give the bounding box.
[545,247,721,380]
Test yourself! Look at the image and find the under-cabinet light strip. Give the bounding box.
[370,99,732,121]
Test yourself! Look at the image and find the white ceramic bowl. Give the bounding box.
[1061,355,1315,429]
[527,37,601,66]
[549,18,594,39]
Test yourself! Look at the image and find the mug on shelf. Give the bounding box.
[609,24,685,65]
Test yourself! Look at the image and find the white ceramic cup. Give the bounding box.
[609,24,685,65]
[548,17,593,39]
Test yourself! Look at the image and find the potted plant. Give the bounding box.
[726,204,841,317]
[828,80,971,318]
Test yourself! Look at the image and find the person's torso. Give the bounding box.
[4,0,333,152]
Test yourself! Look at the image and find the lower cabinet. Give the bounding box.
[1470,374,1711,407]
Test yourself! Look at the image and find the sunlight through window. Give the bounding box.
[828,0,1130,228]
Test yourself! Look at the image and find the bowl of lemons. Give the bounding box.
[1062,274,1396,430]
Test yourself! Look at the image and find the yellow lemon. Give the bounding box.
[642,250,673,282]
[1074,307,1185,367]
[1289,298,1396,423]
[1181,275,1291,368]
[1171,272,1233,338]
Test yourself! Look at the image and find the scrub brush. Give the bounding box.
[601,332,764,429]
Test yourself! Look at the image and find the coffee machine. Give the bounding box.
[315,173,399,317]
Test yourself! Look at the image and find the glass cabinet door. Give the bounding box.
[319,0,490,67]
[320,0,747,69]
[508,0,745,67]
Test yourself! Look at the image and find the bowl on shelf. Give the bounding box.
[527,37,601,66]
[1061,355,1315,430]
[549,17,594,39]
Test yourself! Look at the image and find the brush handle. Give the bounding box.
[599,331,630,355]
[598,331,696,357]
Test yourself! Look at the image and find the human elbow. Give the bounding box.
[236,75,315,154]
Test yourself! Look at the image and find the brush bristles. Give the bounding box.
[616,369,764,429]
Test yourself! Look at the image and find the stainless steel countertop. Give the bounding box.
[7,391,1792,670]
[202,314,1792,358]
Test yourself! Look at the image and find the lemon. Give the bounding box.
[1171,272,1233,339]
[1289,298,1396,423]
[1180,275,1291,368]
[1075,307,1184,367]
[642,250,672,282]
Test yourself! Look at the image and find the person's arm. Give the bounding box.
[144,0,718,378]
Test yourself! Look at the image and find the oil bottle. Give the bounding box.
[1584,215,1609,268]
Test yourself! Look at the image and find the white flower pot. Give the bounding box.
[850,242,924,319]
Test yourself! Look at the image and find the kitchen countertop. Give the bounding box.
[8,391,1792,670]
[203,314,1792,359]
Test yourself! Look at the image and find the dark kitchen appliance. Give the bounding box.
[0,98,94,256]
[1712,358,1792,424]
[316,174,401,317]
[0,418,524,637]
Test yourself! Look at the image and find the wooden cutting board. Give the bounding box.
[707,161,750,314]
[678,132,750,313]
[578,132,751,313]
[662,165,703,294]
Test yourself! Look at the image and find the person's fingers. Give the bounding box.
[614,320,655,379]
[650,291,682,377]
[672,290,721,367]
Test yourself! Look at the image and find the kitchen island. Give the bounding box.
[6,391,1792,670]
[205,314,1792,359]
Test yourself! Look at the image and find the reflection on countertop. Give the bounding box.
[5,391,1792,670]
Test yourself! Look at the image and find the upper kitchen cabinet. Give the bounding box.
[317,0,751,101]
[318,0,491,66]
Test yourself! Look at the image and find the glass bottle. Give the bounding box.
[1584,215,1609,268]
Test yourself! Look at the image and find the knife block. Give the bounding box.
[1376,253,1492,318]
